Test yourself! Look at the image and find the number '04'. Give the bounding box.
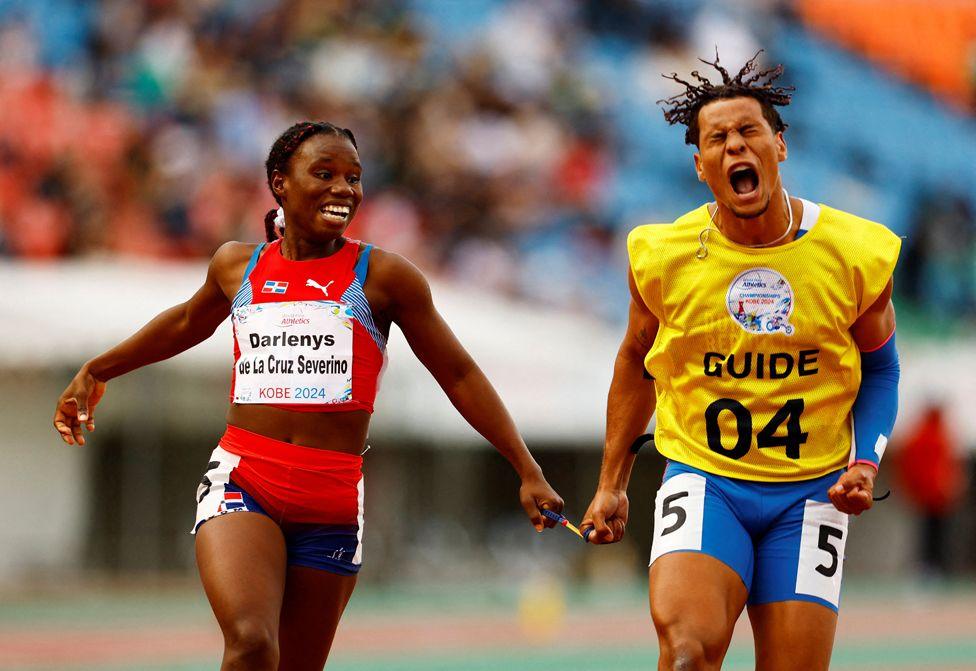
[704,398,808,460]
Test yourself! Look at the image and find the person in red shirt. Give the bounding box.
[895,403,967,575]
[54,121,563,670]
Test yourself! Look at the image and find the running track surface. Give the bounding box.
[2,580,974,670]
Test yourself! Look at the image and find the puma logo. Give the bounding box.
[305,279,334,297]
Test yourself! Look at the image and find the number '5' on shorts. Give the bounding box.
[650,460,849,612]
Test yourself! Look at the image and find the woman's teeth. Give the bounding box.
[321,205,350,221]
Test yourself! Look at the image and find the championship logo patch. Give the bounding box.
[726,268,794,335]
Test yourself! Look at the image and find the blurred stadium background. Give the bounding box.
[3,0,976,669]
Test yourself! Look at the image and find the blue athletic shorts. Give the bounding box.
[649,460,849,612]
[195,480,362,576]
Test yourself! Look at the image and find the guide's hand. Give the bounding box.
[519,472,564,532]
[581,488,629,544]
[54,367,106,446]
[828,463,876,515]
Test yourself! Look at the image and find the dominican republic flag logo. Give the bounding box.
[218,491,247,513]
[262,280,289,294]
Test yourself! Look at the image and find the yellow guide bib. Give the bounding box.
[628,200,900,481]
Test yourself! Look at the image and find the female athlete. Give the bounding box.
[53,121,564,671]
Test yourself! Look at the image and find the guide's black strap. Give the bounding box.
[630,433,654,454]
[873,489,891,502]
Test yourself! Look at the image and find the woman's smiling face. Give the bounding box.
[272,133,364,239]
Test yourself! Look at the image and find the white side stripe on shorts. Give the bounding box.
[649,472,707,566]
[192,446,243,534]
[795,500,849,607]
[352,474,365,565]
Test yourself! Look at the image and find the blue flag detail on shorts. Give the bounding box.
[261,280,289,294]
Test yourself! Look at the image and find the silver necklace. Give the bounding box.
[696,188,794,260]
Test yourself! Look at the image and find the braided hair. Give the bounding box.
[263,121,359,242]
[658,49,794,147]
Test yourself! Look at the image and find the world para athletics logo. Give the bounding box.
[725,267,795,335]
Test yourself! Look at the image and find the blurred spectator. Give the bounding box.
[0,0,974,327]
[900,192,976,326]
[895,403,968,576]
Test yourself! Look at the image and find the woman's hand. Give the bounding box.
[519,471,565,532]
[53,366,106,446]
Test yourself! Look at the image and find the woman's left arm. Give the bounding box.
[377,252,564,530]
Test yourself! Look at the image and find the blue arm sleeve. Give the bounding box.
[852,332,900,470]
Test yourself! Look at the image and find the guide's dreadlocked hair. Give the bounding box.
[658,49,794,147]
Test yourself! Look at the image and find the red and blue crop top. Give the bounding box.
[229,238,387,413]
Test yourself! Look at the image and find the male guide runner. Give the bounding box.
[582,53,900,671]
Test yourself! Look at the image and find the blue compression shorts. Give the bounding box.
[649,461,849,612]
[196,481,362,576]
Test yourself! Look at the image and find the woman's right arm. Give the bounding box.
[53,242,252,445]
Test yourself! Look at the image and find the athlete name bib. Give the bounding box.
[232,301,354,405]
